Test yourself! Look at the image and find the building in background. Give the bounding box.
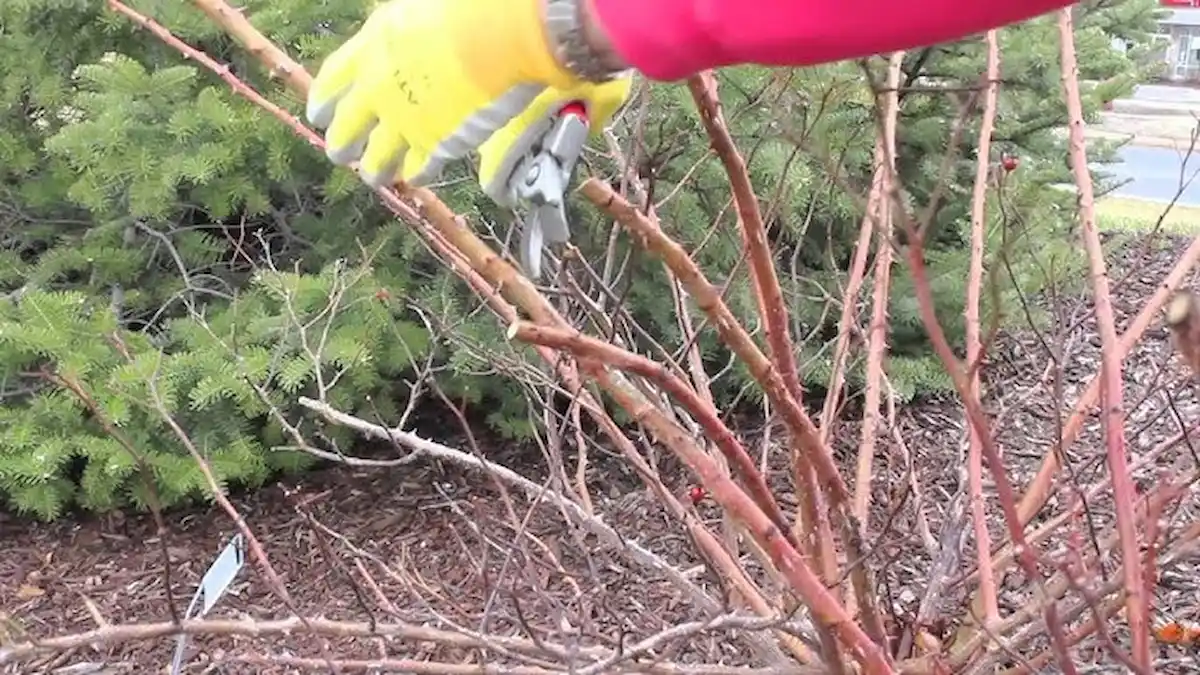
[1160,0,1200,81]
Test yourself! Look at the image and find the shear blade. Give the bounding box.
[538,203,570,244]
[520,211,546,280]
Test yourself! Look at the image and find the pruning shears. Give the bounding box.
[497,101,591,280]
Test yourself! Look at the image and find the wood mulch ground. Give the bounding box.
[4,230,1200,673]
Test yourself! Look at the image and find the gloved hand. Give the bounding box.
[304,0,632,193]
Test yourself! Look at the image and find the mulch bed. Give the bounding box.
[4,230,1200,673]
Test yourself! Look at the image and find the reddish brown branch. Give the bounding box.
[904,242,1079,674]
[685,73,807,407]
[597,368,892,672]
[509,321,892,671]
[580,182,895,664]
[853,53,902,526]
[845,54,903,653]
[965,29,1002,629]
[685,77,847,665]
[1057,9,1147,667]
[820,172,880,447]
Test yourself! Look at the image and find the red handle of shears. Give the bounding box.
[559,100,590,125]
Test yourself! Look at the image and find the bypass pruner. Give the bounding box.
[498,100,591,280]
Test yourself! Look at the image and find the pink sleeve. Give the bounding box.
[590,0,1075,81]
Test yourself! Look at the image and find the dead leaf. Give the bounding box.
[915,629,943,655]
[16,584,44,600]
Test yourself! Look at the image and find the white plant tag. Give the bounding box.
[170,533,247,675]
[197,533,245,616]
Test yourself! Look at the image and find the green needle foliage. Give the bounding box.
[0,0,1163,519]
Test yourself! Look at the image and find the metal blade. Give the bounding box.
[508,108,592,280]
[520,208,546,280]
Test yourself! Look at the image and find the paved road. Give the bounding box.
[1114,84,1200,116]
[1092,85,1200,204]
[1132,84,1200,104]
[1105,145,1200,206]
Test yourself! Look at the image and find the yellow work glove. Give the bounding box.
[305,0,632,194]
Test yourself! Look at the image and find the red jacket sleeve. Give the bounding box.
[590,0,1075,81]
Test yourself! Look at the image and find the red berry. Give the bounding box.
[1001,154,1018,172]
[688,485,706,505]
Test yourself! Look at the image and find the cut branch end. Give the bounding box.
[1166,291,1197,327]
[1167,290,1200,378]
